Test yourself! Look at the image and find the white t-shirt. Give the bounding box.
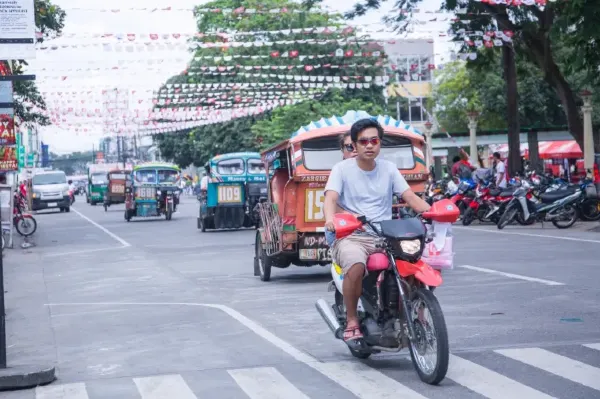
[200,176,209,190]
[495,161,507,188]
[325,158,410,222]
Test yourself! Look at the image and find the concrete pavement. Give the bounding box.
[2,195,600,398]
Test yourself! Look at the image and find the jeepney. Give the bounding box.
[254,111,428,281]
[124,162,180,221]
[198,152,267,231]
[103,168,131,211]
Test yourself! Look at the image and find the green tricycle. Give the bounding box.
[124,163,181,222]
[197,152,267,231]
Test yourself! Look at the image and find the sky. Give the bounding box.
[25,0,456,154]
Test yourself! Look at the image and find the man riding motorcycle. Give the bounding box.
[323,118,432,350]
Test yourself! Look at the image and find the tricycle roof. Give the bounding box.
[260,111,424,157]
[133,162,180,171]
[210,152,261,162]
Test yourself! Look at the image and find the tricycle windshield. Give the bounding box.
[158,169,179,183]
[247,159,265,174]
[109,173,127,180]
[135,169,156,183]
[302,135,416,170]
[216,158,244,175]
[91,173,107,184]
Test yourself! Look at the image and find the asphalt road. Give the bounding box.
[4,194,600,399]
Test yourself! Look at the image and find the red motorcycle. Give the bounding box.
[450,179,477,217]
[13,191,37,237]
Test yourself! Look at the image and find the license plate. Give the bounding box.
[48,202,57,207]
[299,248,331,261]
[299,249,317,260]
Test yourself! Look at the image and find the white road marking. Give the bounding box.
[43,246,129,257]
[36,382,89,399]
[447,354,555,399]
[459,265,564,286]
[583,343,600,351]
[71,207,131,247]
[454,226,600,244]
[228,367,310,399]
[313,361,427,399]
[496,347,600,391]
[133,374,198,399]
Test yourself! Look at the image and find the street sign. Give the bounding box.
[0,0,36,60]
[26,153,34,167]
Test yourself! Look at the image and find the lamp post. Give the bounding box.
[580,90,594,176]
[467,111,479,165]
[424,120,433,170]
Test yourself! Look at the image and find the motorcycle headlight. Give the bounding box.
[156,190,161,195]
[400,239,422,255]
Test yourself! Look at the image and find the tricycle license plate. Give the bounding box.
[299,248,331,261]
[48,202,57,207]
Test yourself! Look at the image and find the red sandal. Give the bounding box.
[343,325,364,344]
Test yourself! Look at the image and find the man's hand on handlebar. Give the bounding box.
[325,219,335,232]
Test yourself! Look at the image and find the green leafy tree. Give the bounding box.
[1,1,66,126]
[252,89,384,148]
[154,0,388,167]
[433,60,566,132]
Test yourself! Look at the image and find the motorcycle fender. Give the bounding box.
[395,259,443,287]
[469,200,479,210]
[516,196,529,220]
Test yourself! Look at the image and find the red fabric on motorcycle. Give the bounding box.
[422,199,460,223]
[366,253,389,272]
[333,213,362,239]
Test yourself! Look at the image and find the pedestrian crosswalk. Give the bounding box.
[30,343,600,399]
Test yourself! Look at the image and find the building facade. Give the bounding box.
[383,39,434,131]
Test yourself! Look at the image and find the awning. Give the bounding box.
[488,140,582,159]
[538,140,582,159]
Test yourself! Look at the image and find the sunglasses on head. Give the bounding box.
[357,137,380,146]
[343,144,354,152]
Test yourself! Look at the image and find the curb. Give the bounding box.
[0,365,55,391]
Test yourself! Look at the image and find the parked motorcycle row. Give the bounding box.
[423,171,600,230]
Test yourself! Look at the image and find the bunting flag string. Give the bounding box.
[36,73,390,85]
[57,4,552,13]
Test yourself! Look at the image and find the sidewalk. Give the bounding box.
[1,242,57,387]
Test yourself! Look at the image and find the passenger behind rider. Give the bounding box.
[323,118,431,348]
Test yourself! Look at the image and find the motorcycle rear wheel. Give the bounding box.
[551,204,578,229]
[408,288,449,385]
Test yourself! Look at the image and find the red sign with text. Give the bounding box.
[0,146,17,171]
[0,114,15,146]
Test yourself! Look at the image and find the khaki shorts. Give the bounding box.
[331,234,382,276]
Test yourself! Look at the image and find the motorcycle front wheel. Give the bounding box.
[462,207,476,226]
[408,288,449,385]
[497,205,518,230]
[15,216,37,237]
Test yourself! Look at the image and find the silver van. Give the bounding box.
[32,170,71,212]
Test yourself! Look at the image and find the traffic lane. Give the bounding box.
[192,259,599,362]
[69,199,246,249]
[31,207,123,256]
[455,222,600,243]
[453,226,600,288]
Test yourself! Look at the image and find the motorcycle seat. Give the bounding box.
[498,187,516,197]
[366,253,389,272]
[539,187,577,203]
[489,188,503,196]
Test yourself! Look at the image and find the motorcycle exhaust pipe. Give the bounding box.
[315,298,342,339]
